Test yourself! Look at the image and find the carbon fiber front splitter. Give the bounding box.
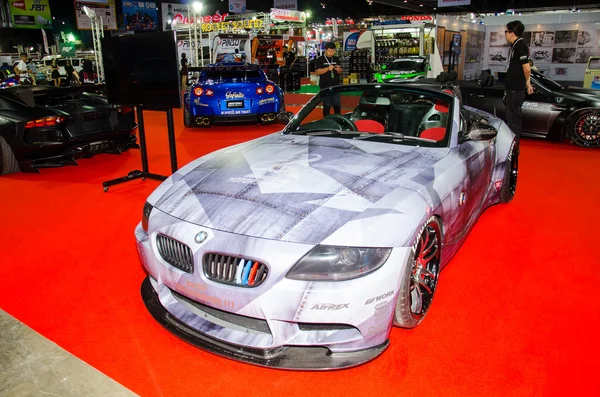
[141,276,389,370]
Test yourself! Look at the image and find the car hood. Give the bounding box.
[149,134,449,246]
[561,86,600,102]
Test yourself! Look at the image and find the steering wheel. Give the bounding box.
[325,114,358,131]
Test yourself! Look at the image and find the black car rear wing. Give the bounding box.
[6,84,106,107]
[188,64,262,73]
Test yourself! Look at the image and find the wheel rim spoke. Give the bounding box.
[410,225,440,319]
[410,284,423,314]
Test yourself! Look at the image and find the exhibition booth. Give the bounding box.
[2,2,600,396]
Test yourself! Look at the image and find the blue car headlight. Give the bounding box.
[286,246,391,281]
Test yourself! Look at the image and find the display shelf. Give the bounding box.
[341,49,371,80]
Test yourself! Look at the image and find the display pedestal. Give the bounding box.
[102,106,178,192]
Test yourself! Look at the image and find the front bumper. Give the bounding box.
[142,276,389,370]
[135,210,411,369]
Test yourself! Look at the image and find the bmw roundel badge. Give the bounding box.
[195,231,208,244]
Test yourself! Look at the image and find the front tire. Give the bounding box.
[500,143,519,203]
[0,135,20,175]
[393,216,442,329]
[568,110,600,148]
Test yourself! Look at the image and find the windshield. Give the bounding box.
[285,86,452,148]
[201,69,262,81]
[386,60,425,72]
[531,70,563,91]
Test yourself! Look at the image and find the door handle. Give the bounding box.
[470,94,485,98]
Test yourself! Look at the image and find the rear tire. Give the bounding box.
[0,135,20,175]
[393,216,442,329]
[568,110,600,148]
[183,106,192,128]
[500,143,518,203]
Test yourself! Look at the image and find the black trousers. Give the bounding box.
[505,89,526,145]
[322,92,341,117]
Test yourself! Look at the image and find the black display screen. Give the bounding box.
[102,31,181,108]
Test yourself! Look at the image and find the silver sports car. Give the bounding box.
[135,84,518,370]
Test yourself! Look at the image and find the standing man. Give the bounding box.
[14,53,29,83]
[315,42,343,117]
[26,57,37,86]
[283,45,296,68]
[180,53,188,89]
[504,21,534,150]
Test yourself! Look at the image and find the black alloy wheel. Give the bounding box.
[394,217,442,328]
[570,110,600,148]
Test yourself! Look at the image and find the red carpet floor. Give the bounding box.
[1,110,599,397]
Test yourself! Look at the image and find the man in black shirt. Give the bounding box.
[180,53,188,88]
[283,45,296,68]
[504,20,534,148]
[315,42,343,117]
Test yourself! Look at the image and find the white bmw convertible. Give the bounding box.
[135,83,518,369]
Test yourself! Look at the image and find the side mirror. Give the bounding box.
[276,111,294,125]
[468,122,498,141]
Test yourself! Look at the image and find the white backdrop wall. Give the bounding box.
[436,15,486,80]
[483,11,600,82]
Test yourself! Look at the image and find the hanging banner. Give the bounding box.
[60,44,77,57]
[162,3,228,31]
[41,28,49,53]
[228,0,246,14]
[75,0,117,30]
[122,1,158,31]
[273,0,297,10]
[9,0,52,28]
[343,31,361,51]
[437,0,471,7]
[270,8,306,23]
[332,19,338,38]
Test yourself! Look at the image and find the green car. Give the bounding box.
[373,56,428,83]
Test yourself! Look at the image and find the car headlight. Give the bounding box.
[286,246,391,281]
[142,202,153,232]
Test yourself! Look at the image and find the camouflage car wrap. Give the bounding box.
[135,87,515,369]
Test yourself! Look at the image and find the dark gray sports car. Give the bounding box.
[0,85,138,174]
[390,70,600,148]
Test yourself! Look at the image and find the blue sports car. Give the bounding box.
[184,63,285,128]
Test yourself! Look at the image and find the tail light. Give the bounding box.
[193,87,204,96]
[205,89,214,96]
[118,106,134,114]
[256,87,264,95]
[25,116,66,129]
[265,84,275,94]
[7,82,15,87]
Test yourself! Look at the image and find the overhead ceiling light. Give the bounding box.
[419,3,423,6]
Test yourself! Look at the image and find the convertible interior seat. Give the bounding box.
[419,127,446,141]
[387,103,432,136]
[354,119,385,134]
[434,100,449,113]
